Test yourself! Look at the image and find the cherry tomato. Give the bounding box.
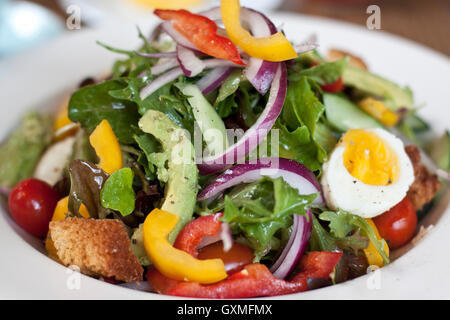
[197,241,254,275]
[308,61,344,93]
[8,178,60,238]
[372,197,417,249]
[321,77,344,93]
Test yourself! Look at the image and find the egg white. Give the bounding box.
[321,128,415,218]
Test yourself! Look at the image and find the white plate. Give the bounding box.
[0,12,449,300]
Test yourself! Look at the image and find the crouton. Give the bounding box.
[49,217,143,282]
[326,49,368,70]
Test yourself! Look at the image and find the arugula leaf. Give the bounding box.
[218,177,317,261]
[133,82,195,135]
[215,94,238,118]
[215,69,242,104]
[101,168,136,216]
[134,133,161,180]
[0,111,52,188]
[68,80,141,144]
[309,214,369,253]
[289,58,348,85]
[319,209,389,264]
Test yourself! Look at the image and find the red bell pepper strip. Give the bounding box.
[173,212,223,258]
[147,251,342,298]
[146,268,181,294]
[154,9,245,65]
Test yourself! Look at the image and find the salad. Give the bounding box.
[1,0,449,298]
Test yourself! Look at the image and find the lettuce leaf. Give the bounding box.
[68,80,141,144]
[214,177,317,261]
[314,209,389,264]
[100,168,136,216]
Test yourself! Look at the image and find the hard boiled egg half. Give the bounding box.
[321,128,414,218]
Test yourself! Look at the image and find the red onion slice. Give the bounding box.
[198,157,323,279]
[241,8,279,95]
[140,66,184,99]
[196,67,234,95]
[197,221,233,252]
[140,59,245,100]
[176,45,205,77]
[197,63,287,175]
[198,157,323,204]
[270,210,313,279]
[150,58,179,75]
[200,7,279,95]
[134,50,176,59]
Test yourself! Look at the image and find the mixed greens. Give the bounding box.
[0,2,448,298]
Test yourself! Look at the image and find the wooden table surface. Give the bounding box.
[28,0,450,56]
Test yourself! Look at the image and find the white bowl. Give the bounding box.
[0,12,449,299]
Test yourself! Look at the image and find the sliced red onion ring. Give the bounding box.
[197,221,233,252]
[148,22,163,43]
[197,63,287,175]
[196,67,234,95]
[294,42,319,54]
[198,157,323,204]
[241,8,279,95]
[161,21,197,51]
[176,45,205,77]
[150,58,179,75]
[200,7,280,95]
[140,59,244,100]
[198,157,323,279]
[270,210,312,279]
[134,50,177,59]
[140,67,184,99]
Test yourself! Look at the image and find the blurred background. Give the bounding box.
[0,0,449,58]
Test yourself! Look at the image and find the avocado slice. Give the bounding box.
[0,111,53,188]
[342,66,414,110]
[139,110,198,243]
[175,83,228,156]
[430,130,450,171]
[323,93,383,132]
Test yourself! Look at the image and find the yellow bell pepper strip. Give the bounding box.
[143,209,228,284]
[45,196,90,259]
[53,98,79,141]
[358,97,399,127]
[364,218,390,267]
[89,119,123,175]
[220,0,297,62]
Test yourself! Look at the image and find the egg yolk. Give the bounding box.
[342,129,399,186]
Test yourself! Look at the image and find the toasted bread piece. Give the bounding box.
[326,49,368,70]
[49,217,143,282]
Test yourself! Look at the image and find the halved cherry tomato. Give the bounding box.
[321,77,344,93]
[372,197,417,249]
[8,178,61,238]
[308,61,344,93]
[154,9,245,65]
[198,241,254,275]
